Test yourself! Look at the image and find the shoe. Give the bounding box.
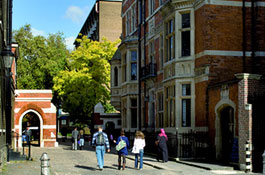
[99,168,103,171]
[139,168,143,170]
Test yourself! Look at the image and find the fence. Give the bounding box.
[125,129,209,159]
[177,130,209,159]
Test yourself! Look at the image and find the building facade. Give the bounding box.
[0,0,16,167]
[111,0,265,172]
[74,0,122,47]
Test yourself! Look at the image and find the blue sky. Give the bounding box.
[13,0,96,50]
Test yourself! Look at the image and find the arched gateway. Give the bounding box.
[14,90,58,148]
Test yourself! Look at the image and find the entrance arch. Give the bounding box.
[18,109,43,147]
[215,99,236,161]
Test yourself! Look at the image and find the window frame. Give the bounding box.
[130,50,137,81]
[181,83,191,127]
[165,18,175,63]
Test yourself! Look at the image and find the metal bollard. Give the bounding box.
[262,150,265,175]
[245,141,251,173]
[40,152,50,175]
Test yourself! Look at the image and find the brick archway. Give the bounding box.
[18,109,44,147]
[14,90,57,148]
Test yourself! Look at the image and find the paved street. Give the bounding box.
[1,142,261,175]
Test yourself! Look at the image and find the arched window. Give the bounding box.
[114,67,118,86]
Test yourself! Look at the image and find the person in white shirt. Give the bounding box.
[132,131,145,170]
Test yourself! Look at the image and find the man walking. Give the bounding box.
[92,126,110,171]
[72,127,79,150]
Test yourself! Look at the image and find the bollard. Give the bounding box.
[262,150,265,175]
[40,152,50,175]
[245,141,251,173]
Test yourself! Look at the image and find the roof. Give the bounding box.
[111,49,121,61]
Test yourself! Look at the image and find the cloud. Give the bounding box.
[65,36,76,51]
[31,28,46,37]
[65,6,90,24]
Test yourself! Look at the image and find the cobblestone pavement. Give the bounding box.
[1,142,262,175]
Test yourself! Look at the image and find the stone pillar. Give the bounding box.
[235,73,261,171]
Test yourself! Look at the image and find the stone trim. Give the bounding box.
[235,73,262,80]
[15,89,52,93]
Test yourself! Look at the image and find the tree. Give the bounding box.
[53,35,119,123]
[13,24,69,89]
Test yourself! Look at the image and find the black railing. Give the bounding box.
[177,130,209,159]
[141,63,157,80]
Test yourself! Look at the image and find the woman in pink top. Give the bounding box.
[132,131,145,170]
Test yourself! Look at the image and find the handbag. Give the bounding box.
[116,137,126,151]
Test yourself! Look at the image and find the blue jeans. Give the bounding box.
[135,149,144,169]
[96,146,105,169]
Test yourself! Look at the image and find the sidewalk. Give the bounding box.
[109,146,260,175]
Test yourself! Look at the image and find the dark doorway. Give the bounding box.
[22,112,40,146]
[250,94,265,172]
[220,106,234,163]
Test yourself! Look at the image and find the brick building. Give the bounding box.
[14,90,57,148]
[111,0,265,172]
[74,0,122,47]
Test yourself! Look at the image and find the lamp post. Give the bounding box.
[1,47,15,147]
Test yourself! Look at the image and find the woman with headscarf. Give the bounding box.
[155,128,168,163]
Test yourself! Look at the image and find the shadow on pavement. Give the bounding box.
[75,165,96,171]
[111,164,136,170]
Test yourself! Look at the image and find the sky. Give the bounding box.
[13,0,96,50]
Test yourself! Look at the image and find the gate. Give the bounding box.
[177,130,209,158]
[249,93,265,172]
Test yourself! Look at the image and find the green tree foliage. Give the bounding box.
[53,35,119,123]
[13,24,69,89]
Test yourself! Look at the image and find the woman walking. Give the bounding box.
[156,128,168,163]
[78,130,85,150]
[114,130,130,170]
[132,131,145,170]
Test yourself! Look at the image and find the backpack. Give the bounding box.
[96,132,105,145]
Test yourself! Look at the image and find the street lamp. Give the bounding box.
[1,47,15,69]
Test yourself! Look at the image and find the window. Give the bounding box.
[159,35,164,70]
[157,92,164,128]
[126,11,131,35]
[114,67,118,86]
[149,0,155,15]
[131,99,137,128]
[122,54,127,82]
[181,13,191,57]
[149,41,155,63]
[131,51,137,80]
[165,85,175,127]
[131,4,137,32]
[159,0,163,6]
[122,99,127,128]
[165,18,175,62]
[181,84,191,127]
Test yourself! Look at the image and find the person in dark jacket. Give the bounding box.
[114,130,130,170]
[156,128,168,163]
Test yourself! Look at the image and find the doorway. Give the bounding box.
[22,112,40,146]
[220,106,234,163]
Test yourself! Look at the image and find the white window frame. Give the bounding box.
[176,9,195,59]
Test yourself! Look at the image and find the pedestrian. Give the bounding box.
[132,131,145,170]
[23,127,32,145]
[71,127,79,150]
[92,126,110,171]
[114,130,129,170]
[155,128,168,163]
[79,129,85,150]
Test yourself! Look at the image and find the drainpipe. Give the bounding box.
[138,0,142,131]
[242,0,246,73]
[143,0,147,129]
[251,0,256,73]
